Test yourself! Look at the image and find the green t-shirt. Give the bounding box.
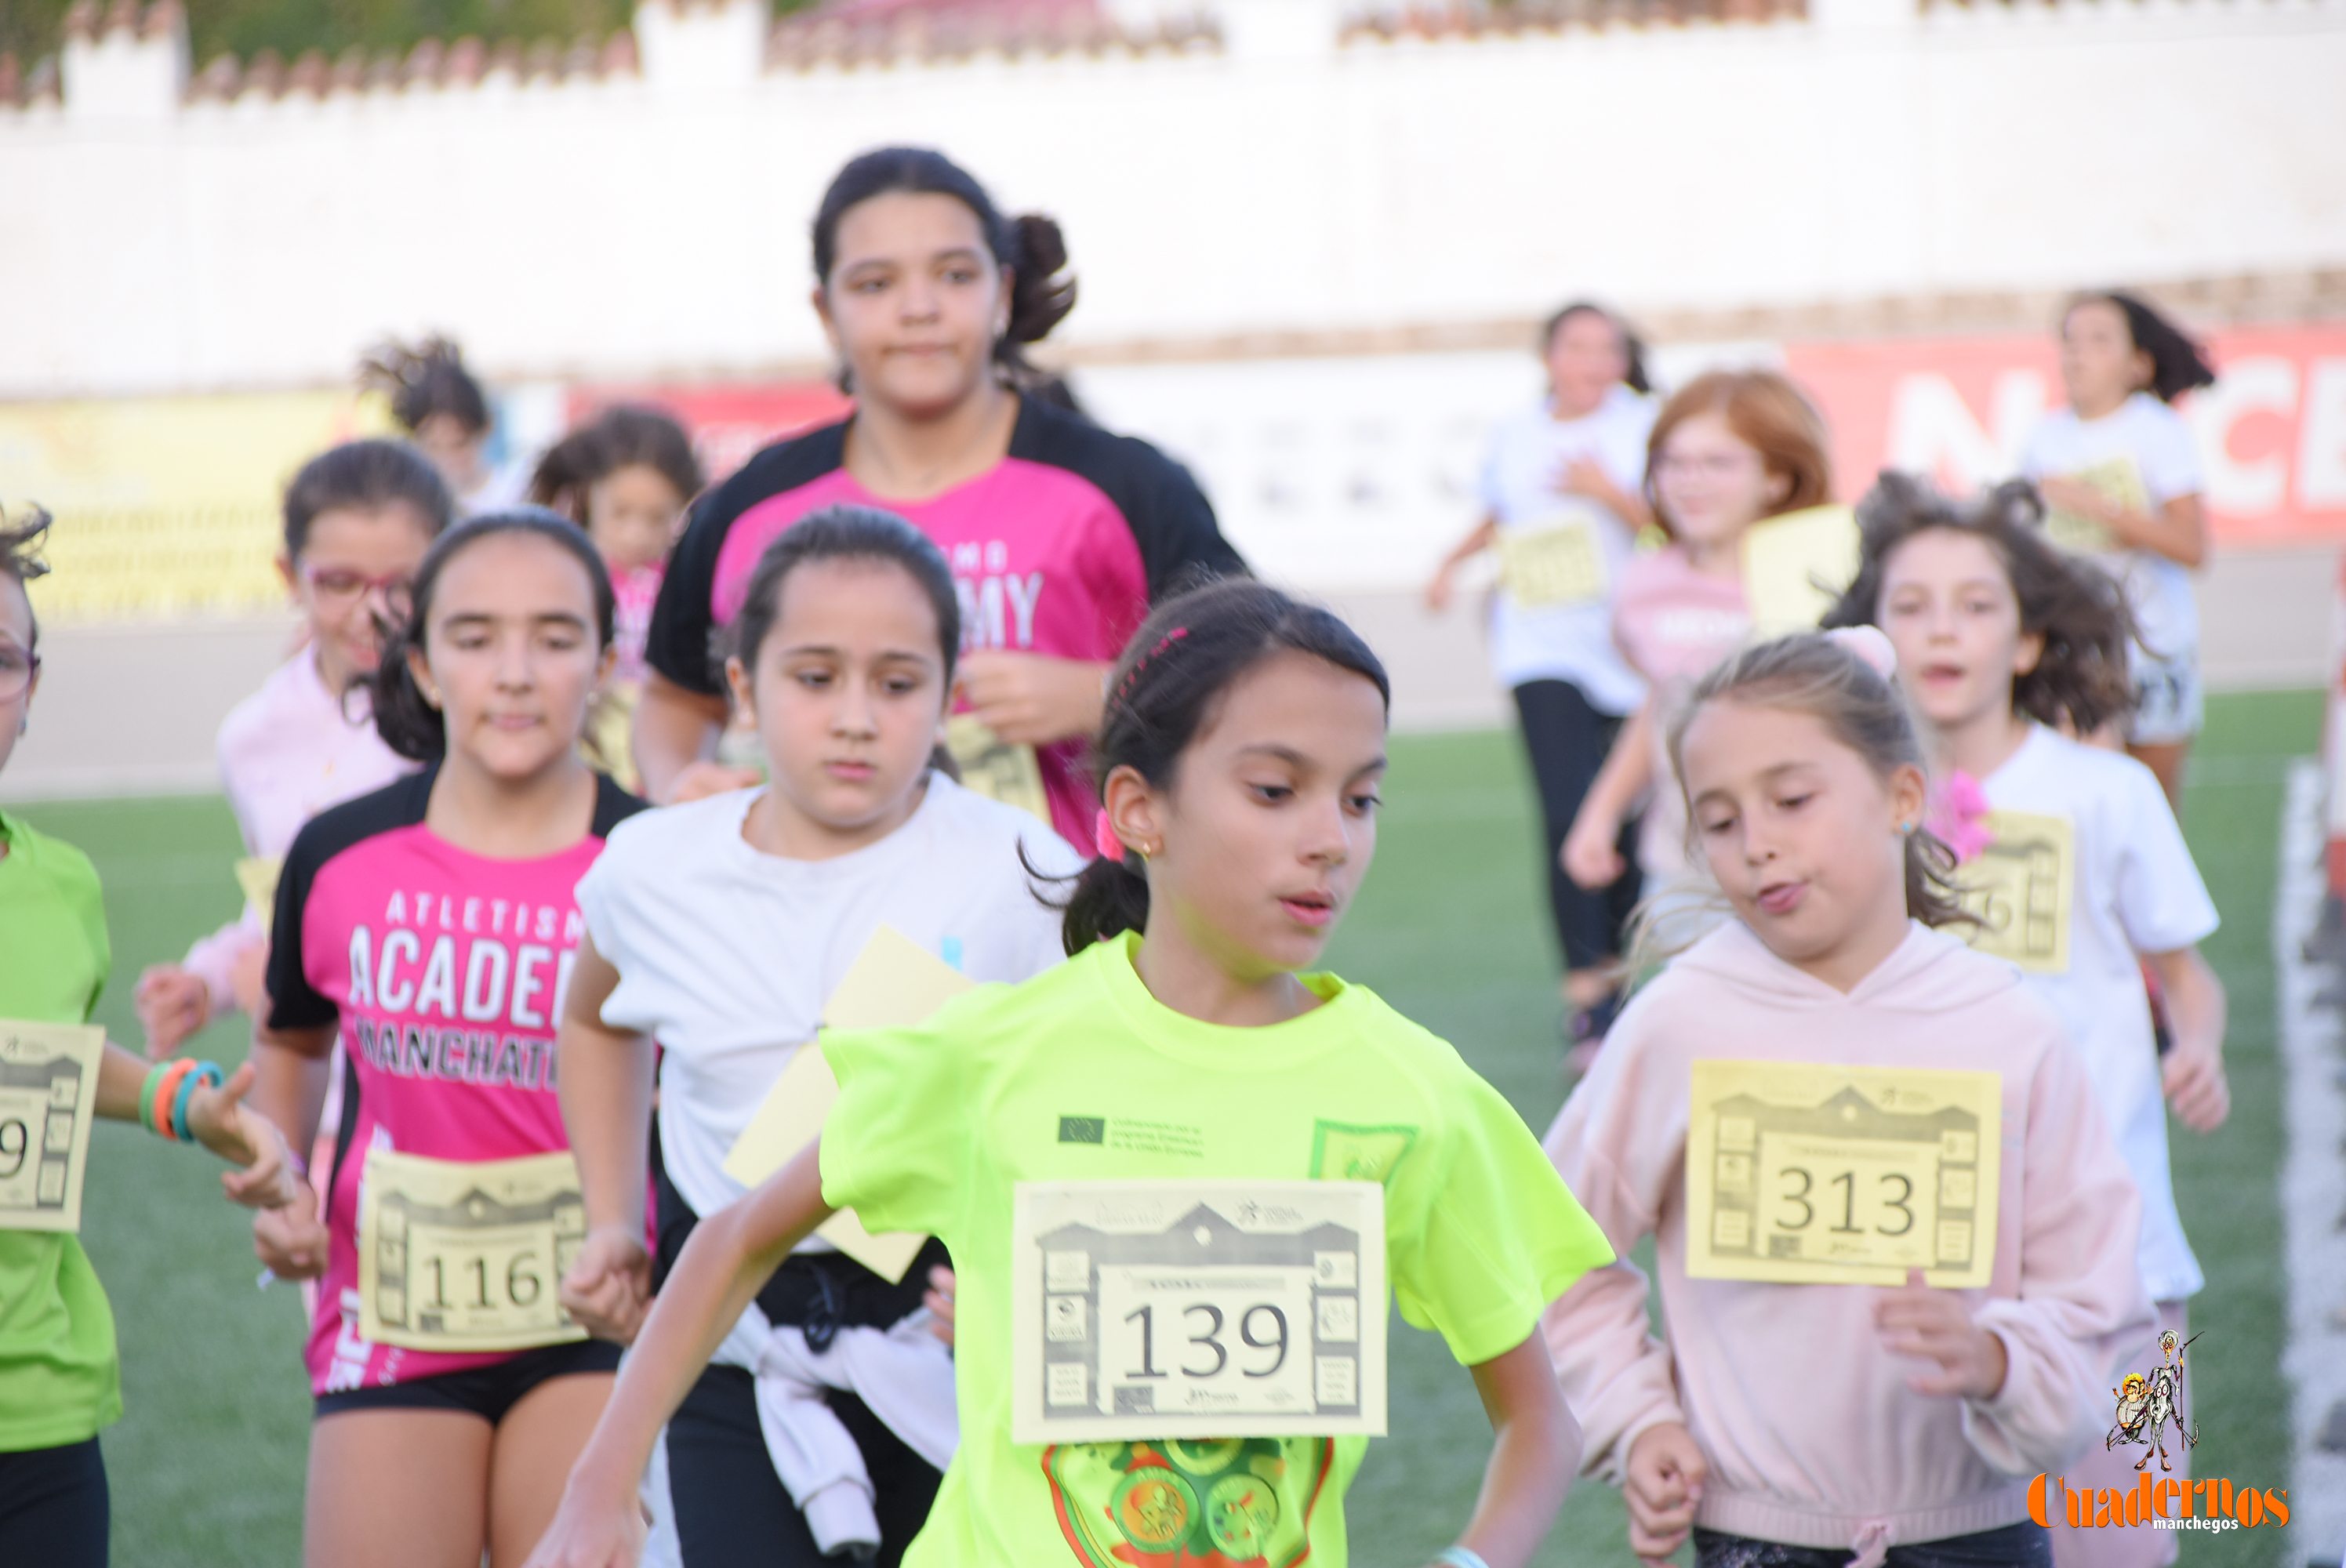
[0,808,120,1452]
[821,931,1611,1568]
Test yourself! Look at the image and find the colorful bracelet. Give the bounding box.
[170,1062,224,1144]
[136,1062,172,1135]
[145,1059,197,1139]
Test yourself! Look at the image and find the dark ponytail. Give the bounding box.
[360,335,492,437]
[0,503,52,653]
[1543,299,1651,396]
[1055,578,1391,956]
[2071,292,2217,405]
[371,508,617,763]
[810,147,1077,396]
[284,438,454,561]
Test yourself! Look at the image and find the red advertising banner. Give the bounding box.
[1783,324,2346,549]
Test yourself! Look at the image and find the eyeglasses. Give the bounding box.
[0,642,38,704]
[1654,452,1763,481]
[303,564,415,615]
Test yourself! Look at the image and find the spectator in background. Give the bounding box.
[1424,301,1657,1051]
[363,335,530,517]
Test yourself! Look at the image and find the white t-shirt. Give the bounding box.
[2018,393,2204,662]
[574,775,1083,1226]
[1983,724,2218,1301]
[1477,385,1655,711]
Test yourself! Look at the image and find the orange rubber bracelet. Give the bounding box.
[150,1060,198,1141]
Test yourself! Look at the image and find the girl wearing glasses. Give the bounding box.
[1560,372,1835,1010]
[135,440,453,1057]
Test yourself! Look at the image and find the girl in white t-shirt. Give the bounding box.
[1829,473,2227,1568]
[557,506,1082,1568]
[1424,302,1657,1041]
[2017,292,2218,808]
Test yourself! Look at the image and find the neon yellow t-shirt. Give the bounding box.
[820,931,1612,1568]
[0,809,120,1453]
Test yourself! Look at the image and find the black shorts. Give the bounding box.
[313,1338,622,1425]
[0,1437,107,1568]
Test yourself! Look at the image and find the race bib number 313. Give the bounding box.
[1685,1060,2003,1288]
[1011,1180,1386,1445]
[0,1021,103,1234]
[358,1149,589,1352]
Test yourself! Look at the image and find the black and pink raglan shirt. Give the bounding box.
[646,397,1245,846]
[265,768,646,1395]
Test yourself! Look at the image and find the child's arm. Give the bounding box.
[1539,1024,1699,1549]
[93,1044,299,1207]
[1424,515,1498,613]
[246,1022,337,1277]
[1920,1033,2154,1476]
[1561,700,1655,890]
[526,1141,836,1568]
[554,936,656,1343]
[2149,946,2228,1132]
[1432,1334,1579,1568]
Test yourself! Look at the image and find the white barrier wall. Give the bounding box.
[0,0,2341,398]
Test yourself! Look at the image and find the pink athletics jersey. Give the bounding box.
[264,768,646,1395]
[647,397,1244,845]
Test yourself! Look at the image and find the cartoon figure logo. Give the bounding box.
[2106,1328,2201,1474]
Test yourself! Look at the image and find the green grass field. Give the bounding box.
[24,688,2319,1566]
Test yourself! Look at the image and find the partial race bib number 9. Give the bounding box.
[0,1020,103,1234]
[1011,1179,1386,1445]
[1685,1059,2003,1288]
[358,1148,589,1352]
[1954,811,2075,976]
[1498,511,1607,610]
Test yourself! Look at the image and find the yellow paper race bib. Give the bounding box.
[1498,511,1607,609]
[2043,458,2147,557]
[1954,811,2075,976]
[1742,504,1861,638]
[0,1020,103,1234]
[1686,1059,2003,1288]
[234,856,283,937]
[945,715,1051,826]
[358,1149,589,1352]
[1010,1179,1388,1445]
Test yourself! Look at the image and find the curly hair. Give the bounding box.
[1822,471,2137,737]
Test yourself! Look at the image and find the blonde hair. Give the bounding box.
[1626,632,1970,970]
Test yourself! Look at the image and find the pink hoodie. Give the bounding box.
[1543,919,2150,1564]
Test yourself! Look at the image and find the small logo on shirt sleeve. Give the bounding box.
[1059,1116,1106,1145]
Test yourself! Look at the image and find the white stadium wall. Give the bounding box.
[0,0,2341,398]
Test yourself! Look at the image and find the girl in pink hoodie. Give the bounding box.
[1543,628,2151,1567]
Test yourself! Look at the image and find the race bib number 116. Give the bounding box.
[1011,1180,1387,1445]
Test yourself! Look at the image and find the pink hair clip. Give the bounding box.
[1093,808,1124,862]
[1826,625,1898,681]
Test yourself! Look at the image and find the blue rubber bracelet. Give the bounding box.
[171,1061,223,1143]
[1436,1550,1491,1568]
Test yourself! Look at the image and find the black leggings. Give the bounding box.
[667,1365,942,1568]
[0,1438,107,1568]
[1513,678,1640,973]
